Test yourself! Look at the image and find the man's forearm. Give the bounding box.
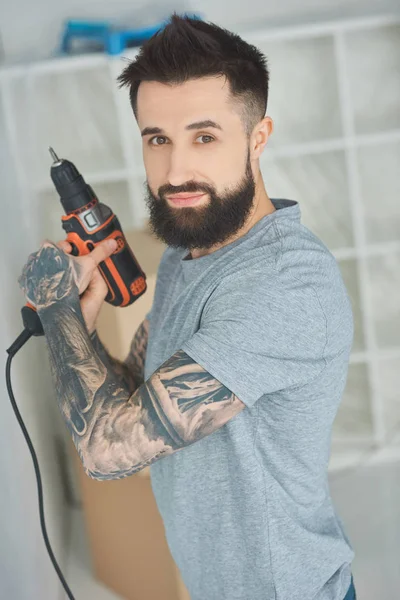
[90,330,140,394]
[18,239,155,479]
[38,296,143,476]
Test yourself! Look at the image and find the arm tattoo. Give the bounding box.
[18,241,134,472]
[89,350,245,481]
[18,242,244,481]
[123,319,149,388]
[90,320,149,394]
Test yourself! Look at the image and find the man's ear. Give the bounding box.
[250,116,274,160]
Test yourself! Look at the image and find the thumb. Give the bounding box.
[89,238,118,266]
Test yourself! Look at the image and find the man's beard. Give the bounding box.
[144,150,256,251]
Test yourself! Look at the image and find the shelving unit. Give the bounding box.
[251,15,400,455]
[1,13,399,467]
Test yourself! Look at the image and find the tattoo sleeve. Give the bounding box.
[89,319,149,395]
[18,242,245,481]
[83,349,245,480]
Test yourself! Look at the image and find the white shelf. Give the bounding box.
[350,348,400,365]
[34,166,145,193]
[259,34,342,147]
[333,241,400,260]
[1,13,399,470]
[0,48,139,79]
[333,362,374,439]
[357,139,400,245]
[263,128,400,160]
[241,13,397,43]
[345,23,400,136]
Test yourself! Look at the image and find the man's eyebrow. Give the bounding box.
[141,120,223,137]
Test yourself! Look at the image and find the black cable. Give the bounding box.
[6,330,76,600]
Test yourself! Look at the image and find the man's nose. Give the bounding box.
[166,148,195,187]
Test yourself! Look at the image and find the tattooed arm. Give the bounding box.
[18,240,245,481]
[85,348,245,480]
[90,319,149,395]
[68,331,245,480]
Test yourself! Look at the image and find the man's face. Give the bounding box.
[137,76,256,250]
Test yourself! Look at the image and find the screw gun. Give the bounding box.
[23,148,147,328]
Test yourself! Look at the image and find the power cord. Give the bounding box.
[6,306,76,600]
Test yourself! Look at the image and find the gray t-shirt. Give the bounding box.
[144,198,355,600]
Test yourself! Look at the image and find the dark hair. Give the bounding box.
[117,13,269,137]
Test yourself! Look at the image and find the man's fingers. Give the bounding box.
[88,239,118,266]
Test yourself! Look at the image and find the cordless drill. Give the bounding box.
[23,148,147,332]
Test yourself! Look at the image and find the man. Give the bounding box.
[19,13,357,600]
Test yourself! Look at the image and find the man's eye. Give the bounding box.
[149,136,168,146]
[197,135,214,143]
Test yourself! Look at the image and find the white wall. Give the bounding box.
[0,91,70,599]
[197,0,398,31]
[0,0,398,63]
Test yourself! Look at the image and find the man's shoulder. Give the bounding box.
[274,220,343,290]
[274,223,354,354]
[221,222,339,291]
[214,224,352,332]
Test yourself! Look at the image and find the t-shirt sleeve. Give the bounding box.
[180,269,328,407]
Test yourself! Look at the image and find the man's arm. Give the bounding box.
[90,319,149,394]
[85,348,245,480]
[18,241,245,481]
[44,297,244,481]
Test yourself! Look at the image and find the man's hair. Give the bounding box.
[117,13,269,137]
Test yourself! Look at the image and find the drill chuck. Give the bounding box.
[49,147,92,214]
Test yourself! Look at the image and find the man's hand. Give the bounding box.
[18,238,117,334]
[56,240,115,335]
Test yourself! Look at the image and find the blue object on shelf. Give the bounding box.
[60,14,203,55]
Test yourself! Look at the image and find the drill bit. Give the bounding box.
[49,147,60,163]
